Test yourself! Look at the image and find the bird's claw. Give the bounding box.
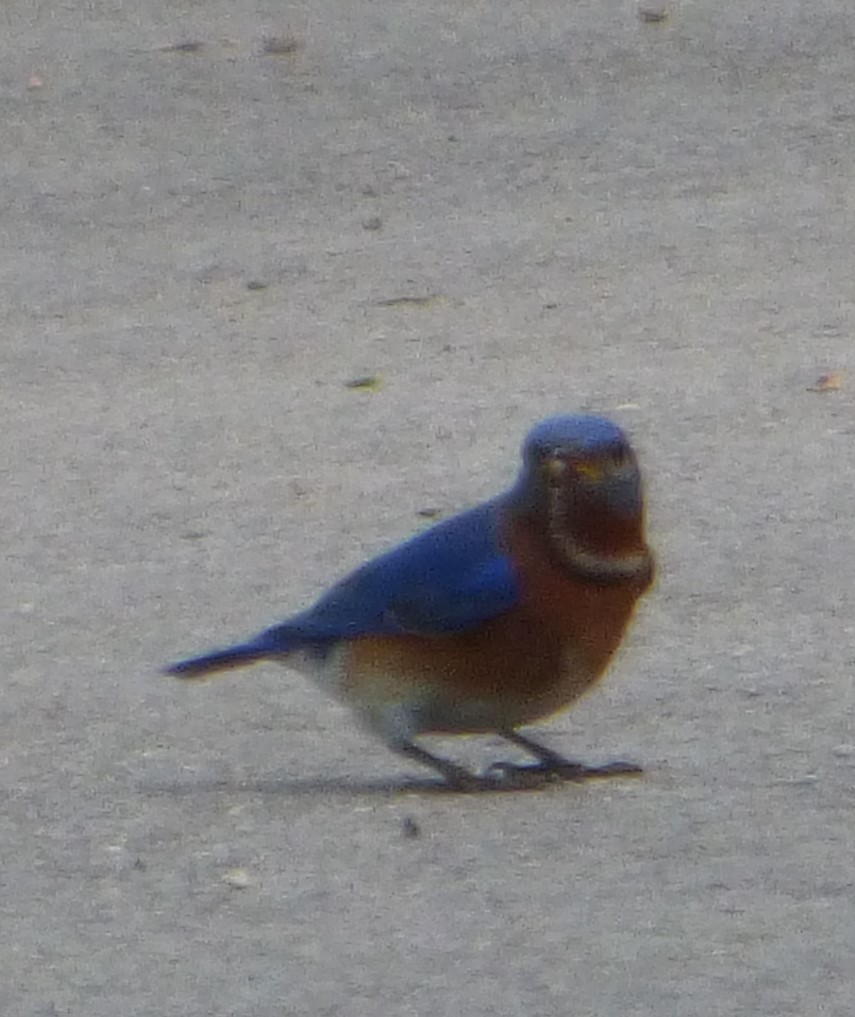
[481,758,643,790]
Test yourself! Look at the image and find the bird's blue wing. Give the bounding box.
[257,500,520,649]
[166,500,520,675]
[384,552,518,634]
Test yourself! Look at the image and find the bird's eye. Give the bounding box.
[611,444,632,467]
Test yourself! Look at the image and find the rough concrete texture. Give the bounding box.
[3,1,854,1014]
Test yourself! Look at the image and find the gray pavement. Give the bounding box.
[3,2,854,1014]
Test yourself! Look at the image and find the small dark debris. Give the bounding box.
[376,295,438,307]
[161,40,205,52]
[246,280,268,291]
[362,216,383,231]
[401,816,421,839]
[262,35,303,56]
[344,375,380,390]
[417,507,443,519]
[638,5,669,22]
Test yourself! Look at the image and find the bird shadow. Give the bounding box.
[139,773,468,798]
[138,763,643,799]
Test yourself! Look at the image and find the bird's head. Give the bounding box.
[511,415,653,584]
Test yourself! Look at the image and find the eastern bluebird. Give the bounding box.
[165,415,654,790]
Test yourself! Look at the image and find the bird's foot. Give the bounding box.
[444,771,491,792]
[483,758,643,790]
[397,742,491,792]
[398,740,641,793]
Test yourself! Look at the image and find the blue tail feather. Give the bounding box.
[163,621,310,678]
[165,641,271,679]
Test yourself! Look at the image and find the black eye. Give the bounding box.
[529,442,559,463]
[610,443,631,466]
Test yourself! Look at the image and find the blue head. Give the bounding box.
[511,415,652,582]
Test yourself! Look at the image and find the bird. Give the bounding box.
[165,414,654,791]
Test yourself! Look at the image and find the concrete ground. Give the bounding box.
[3,1,854,1014]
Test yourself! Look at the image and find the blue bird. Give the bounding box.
[166,415,654,790]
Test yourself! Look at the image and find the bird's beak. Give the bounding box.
[542,456,568,482]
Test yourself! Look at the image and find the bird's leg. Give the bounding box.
[504,730,588,772]
[396,742,485,792]
[487,729,643,787]
[394,734,641,793]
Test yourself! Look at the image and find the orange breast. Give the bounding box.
[340,513,652,734]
